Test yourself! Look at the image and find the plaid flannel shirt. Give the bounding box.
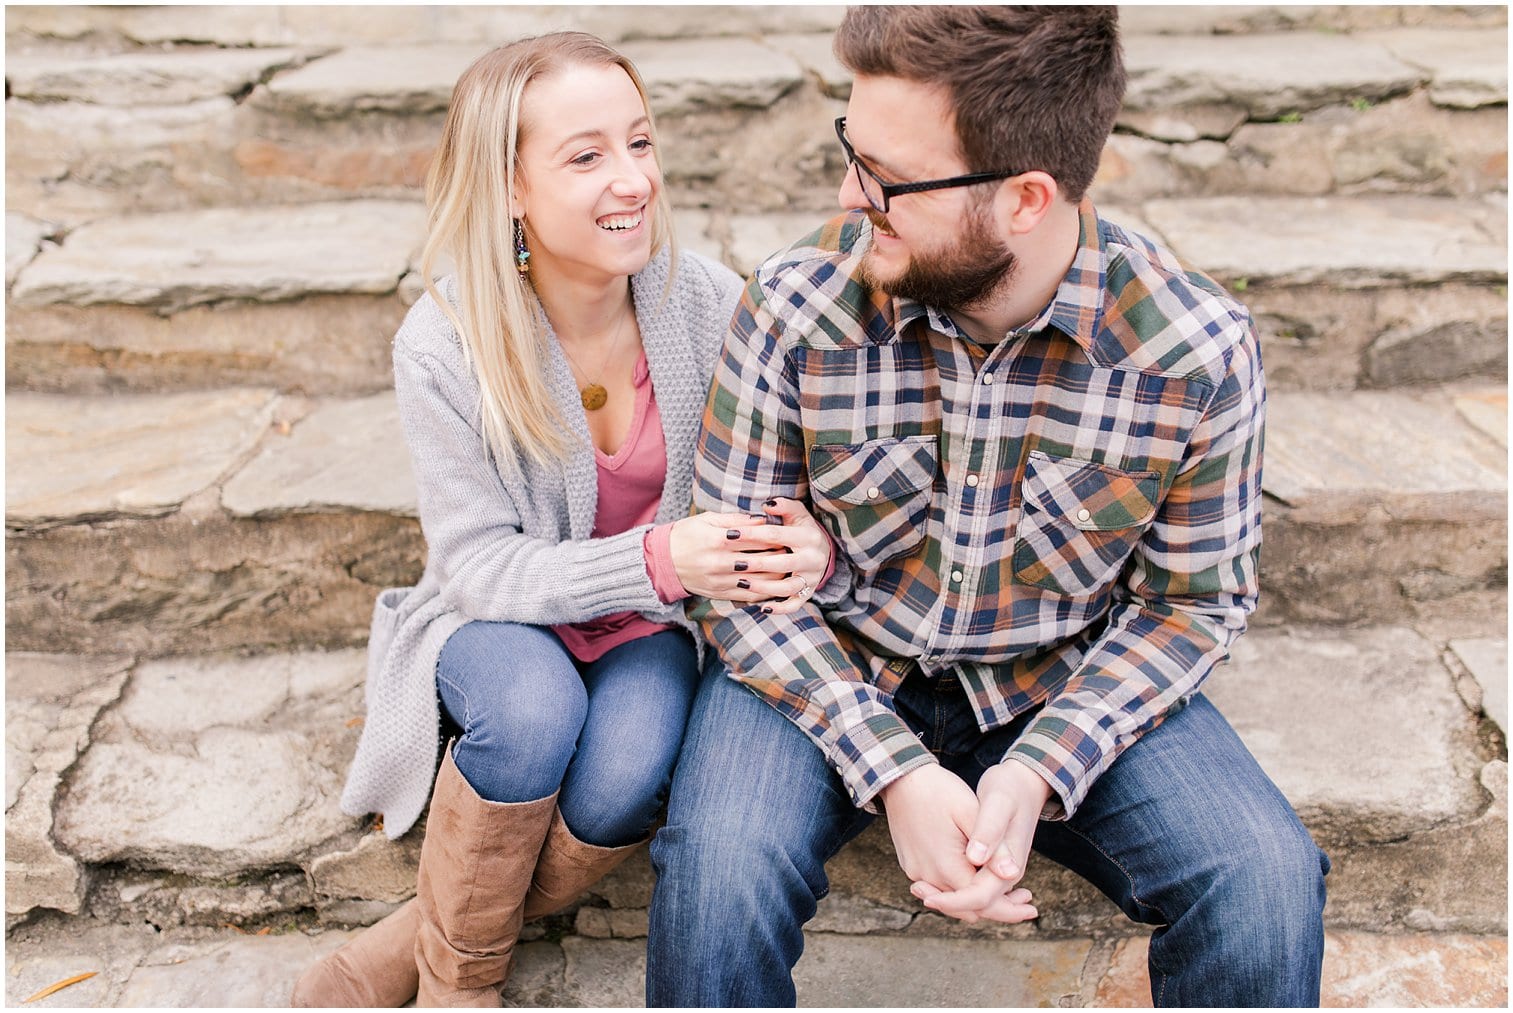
[689,202,1264,820]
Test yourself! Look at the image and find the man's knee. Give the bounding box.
[648,816,826,999]
[1199,817,1328,947]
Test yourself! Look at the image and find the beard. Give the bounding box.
[859,203,1017,313]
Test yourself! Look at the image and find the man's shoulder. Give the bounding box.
[746,212,880,342]
[1093,214,1256,388]
[752,211,868,280]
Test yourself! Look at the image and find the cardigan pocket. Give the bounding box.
[365,587,410,680]
[1012,451,1160,597]
[809,435,937,571]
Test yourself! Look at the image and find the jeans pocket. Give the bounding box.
[810,435,937,571]
[1012,451,1159,597]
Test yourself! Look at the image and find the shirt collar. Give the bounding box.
[1042,198,1106,355]
[888,199,1107,354]
[891,283,963,340]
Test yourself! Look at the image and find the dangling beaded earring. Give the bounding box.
[513,218,531,275]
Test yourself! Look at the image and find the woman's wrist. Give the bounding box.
[644,522,689,603]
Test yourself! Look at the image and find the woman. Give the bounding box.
[292,33,831,1007]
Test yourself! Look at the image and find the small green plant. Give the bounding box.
[1278,111,1303,124]
[1350,97,1372,112]
[1232,277,1249,293]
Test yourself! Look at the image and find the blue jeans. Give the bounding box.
[436,621,698,847]
[647,663,1329,1007]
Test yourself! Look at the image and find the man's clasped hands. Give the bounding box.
[882,761,1053,924]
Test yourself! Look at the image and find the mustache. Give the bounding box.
[864,209,897,236]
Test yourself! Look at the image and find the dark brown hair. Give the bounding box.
[833,6,1125,203]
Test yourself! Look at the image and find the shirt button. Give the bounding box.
[951,570,964,583]
[867,486,881,500]
[965,474,979,487]
[1076,508,1092,523]
[982,373,995,385]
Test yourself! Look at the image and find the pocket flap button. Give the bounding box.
[1076,507,1092,523]
[866,485,881,500]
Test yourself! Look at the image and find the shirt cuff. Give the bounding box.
[643,523,687,604]
[1003,712,1104,821]
[829,709,937,813]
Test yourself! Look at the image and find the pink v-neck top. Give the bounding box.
[553,351,686,663]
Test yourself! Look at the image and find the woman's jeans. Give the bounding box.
[436,621,699,848]
[647,663,1330,1007]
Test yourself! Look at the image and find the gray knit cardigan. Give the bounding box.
[341,248,745,837]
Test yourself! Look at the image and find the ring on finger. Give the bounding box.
[796,573,812,599]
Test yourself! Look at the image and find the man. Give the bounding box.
[648,6,1328,1008]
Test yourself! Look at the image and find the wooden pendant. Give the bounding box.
[580,384,608,411]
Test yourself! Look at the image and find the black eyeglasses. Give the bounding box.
[834,117,1021,214]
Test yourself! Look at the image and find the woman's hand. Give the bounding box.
[669,498,832,612]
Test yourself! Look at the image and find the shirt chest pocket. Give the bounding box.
[1012,451,1160,597]
[809,435,937,571]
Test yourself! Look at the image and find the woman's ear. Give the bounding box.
[507,160,531,220]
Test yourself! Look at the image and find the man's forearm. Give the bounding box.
[1007,594,1242,820]
[691,598,937,810]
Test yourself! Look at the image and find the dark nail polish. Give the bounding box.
[726,529,740,540]
[764,499,778,507]
[761,606,774,614]
[737,578,751,590]
[734,561,749,572]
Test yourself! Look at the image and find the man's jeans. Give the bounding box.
[437,622,699,848]
[647,662,1329,1007]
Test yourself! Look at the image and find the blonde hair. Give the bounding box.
[420,32,676,470]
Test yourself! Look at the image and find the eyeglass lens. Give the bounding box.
[851,162,885,213]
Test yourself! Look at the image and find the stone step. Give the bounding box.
[5,623,1505,939]
[8,4,1503,52]
[4,19,1506,225]
[5,201,424,397]
[4,4,852,50]
[4,913,1507,1009]
[7,196,1506,397]
[1257,384,1507,627]
[4,382,1504,655]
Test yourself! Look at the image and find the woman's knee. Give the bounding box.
[556,758,670,846]
[440,623,585,731]
[438,622,588,799]
[556,704,688,845]
[556,633,700,843]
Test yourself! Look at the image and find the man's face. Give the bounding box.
[838,75,1016,312]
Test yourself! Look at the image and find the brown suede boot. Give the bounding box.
[288,811,644,1006]
[414,748,557,1008]
[522,810,646,920]
[290,900,420,1007]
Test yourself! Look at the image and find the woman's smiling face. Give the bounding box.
[514,61,661,287]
